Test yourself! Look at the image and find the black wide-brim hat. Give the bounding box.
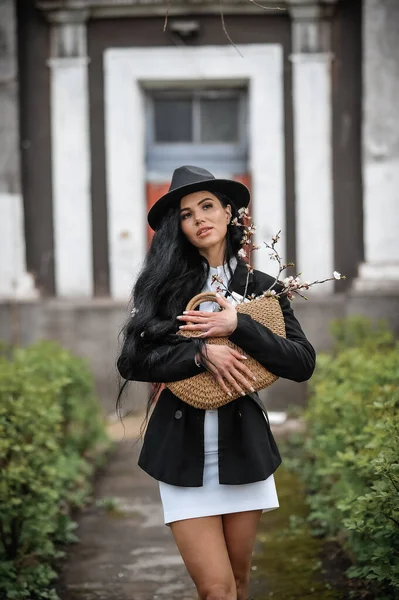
[147,165,251,231]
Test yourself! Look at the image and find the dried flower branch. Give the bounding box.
[163,1,286,56]
[220,0,244,57]
[247,0,285,9]
[230,208,346,304]
[163,0,172,31]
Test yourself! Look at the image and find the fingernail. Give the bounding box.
[183,311,188,314]
[253,376,257,381]
[241,355,247,360]
[228,392,232,397]
[179,326,184,329]
[215,292,220,297]
[250,387,255,392]
[241,392,246,397]
[177,316,183,319]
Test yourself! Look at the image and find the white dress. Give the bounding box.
[159,259,279,525]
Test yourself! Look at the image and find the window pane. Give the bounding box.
[200,98,240,143]
[154,99,192,142]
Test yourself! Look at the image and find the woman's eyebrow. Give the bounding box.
[180,198,213,213]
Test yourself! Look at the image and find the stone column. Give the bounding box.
[0,0,37,299]
[47,9,93,297]
[288,0,337,293]
[353,0,399,292]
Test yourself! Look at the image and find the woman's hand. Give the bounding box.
[197,344,256,397]
[177,293,237,338]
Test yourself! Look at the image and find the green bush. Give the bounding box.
[0,341,111,599]
[295,317,399,597]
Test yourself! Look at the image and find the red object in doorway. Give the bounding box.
[233,173,251,190]
[146,182,170,245]
[233,173,252,212]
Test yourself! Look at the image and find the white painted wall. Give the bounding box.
[355,0,399,291]
[49,57,93,297]
[362,159,399,264]
[292,53,333,294]
[0,193,38,298]
[0,0,37,298]
[104,44,285,298]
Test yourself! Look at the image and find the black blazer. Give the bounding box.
[117,259,316,487]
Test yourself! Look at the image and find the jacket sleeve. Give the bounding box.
[117,337,206,383]
[228,294,316,382]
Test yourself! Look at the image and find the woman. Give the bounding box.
[117,165,316,600]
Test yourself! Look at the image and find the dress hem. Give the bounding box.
[163,502,279,526]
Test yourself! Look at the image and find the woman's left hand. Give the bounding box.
[176,293,238,338]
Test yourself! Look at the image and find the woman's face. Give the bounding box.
[179,191,232,251]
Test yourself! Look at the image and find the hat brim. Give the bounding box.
[147,178,250,231]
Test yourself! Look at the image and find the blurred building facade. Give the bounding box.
[0,0,398,412]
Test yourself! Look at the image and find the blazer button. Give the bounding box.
[175,410,183,420]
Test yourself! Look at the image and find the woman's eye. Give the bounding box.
[181,203,212,220]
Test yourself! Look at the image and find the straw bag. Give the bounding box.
[166,291,286,409]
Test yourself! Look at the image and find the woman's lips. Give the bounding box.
[197,227,213,238]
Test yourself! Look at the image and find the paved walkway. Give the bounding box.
[58,419,198,600]
[58,415,302,600]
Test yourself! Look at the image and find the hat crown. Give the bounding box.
[169,165,215,192]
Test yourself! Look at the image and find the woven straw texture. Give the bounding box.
[166,292,286,409]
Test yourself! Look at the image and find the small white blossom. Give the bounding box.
[238,207,250,217]
[290,277,301,289]
[238,248,247,258]
[333,271,342,280]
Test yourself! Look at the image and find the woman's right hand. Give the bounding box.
[196,344,256,397]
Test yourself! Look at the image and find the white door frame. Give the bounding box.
[104,44,285,298]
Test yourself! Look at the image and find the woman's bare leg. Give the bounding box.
[170,515,237,600]
[222,510,263,600]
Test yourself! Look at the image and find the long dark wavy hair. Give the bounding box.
[116,192,244,433]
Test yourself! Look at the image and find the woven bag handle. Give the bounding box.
[185,292,219,311]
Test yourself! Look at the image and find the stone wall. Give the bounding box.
[0,299,146,416]
[1,294,398,415]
